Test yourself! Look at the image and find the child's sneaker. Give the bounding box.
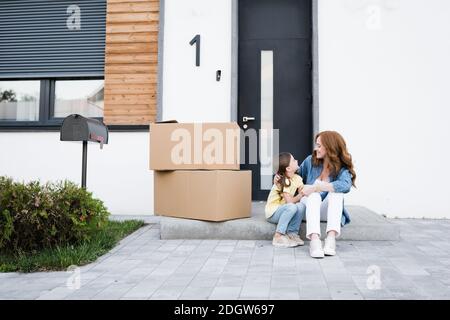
[287,233,305,246]
[273,235,298,248]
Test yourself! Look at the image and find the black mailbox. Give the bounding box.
[60,114,108,148]
[60,114,109,189]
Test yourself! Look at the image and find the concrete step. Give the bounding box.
[160,202,400,241]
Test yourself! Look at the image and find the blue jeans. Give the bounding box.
[267,202,306,235]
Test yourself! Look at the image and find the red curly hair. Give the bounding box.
[312,131,356,187]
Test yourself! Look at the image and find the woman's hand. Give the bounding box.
[301,185,317,197]
[315,180,335,192]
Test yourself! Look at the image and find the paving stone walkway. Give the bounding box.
[1,218,450,300]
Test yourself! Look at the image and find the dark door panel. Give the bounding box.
[238,0,312,200]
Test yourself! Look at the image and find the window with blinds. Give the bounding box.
[0,0,106,79]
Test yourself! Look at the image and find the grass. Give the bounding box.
[0,220,145,273]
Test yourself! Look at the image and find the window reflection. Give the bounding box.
[0,81,40,121]
[54,80,104,118]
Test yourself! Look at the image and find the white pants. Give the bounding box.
[300,192,344,239]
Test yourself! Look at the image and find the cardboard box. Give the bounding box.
[154,170,251,221]
[150,121,241,170]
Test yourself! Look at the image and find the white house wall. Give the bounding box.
[318,0,450,218]
[0,132,154,215]
[161,0,232,122]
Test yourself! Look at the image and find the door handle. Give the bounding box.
[242,116,256,122]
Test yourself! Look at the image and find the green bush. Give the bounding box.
[0,176,110,253]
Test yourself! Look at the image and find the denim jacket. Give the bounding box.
[298,155,352,226]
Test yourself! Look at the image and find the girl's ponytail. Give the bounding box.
[276,152,293,193]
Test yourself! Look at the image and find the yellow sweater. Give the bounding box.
[265,174,304,219]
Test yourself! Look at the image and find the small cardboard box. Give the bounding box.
[154,170,251,222]
[150,121,241,170]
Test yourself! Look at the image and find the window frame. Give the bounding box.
[0,77,104,127]
[49,77,105,123]
[0,77,149,132]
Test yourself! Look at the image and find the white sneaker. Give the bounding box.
[323,236,336,256]
[309,238,324,258]
[287,233,305,246]
[273,235,298,248]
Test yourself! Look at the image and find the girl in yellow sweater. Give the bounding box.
[265,152,305,248]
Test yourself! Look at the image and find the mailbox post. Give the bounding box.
[82,140,88,188]
[60,114,109,189]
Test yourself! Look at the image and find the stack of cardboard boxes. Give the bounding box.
[150,121,252,222]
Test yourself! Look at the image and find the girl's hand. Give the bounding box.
[301,185,317,197]
[273,174,281,186]
[283,193,295,203]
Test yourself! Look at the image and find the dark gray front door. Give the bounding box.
[238,0,313,200]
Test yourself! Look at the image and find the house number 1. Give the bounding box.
[189,34,201,66]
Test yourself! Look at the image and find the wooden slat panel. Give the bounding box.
[105,94,155,103]
[108,0,157,3]
[106,53,158,64]
[105,84,156,94]
[107,2,159,13]
[108,105,156,111]
[106,22,158,33]
[107,108,156,115]
[105,64,157,74]
[106,32,159,44]
[104,0,159,125]
[108,12,159,23]
[106,73,157,84]
[106,43,158,54]
[105,115,155,125]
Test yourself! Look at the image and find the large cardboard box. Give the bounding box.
[154,170,251,221]
[150,121,241,170]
